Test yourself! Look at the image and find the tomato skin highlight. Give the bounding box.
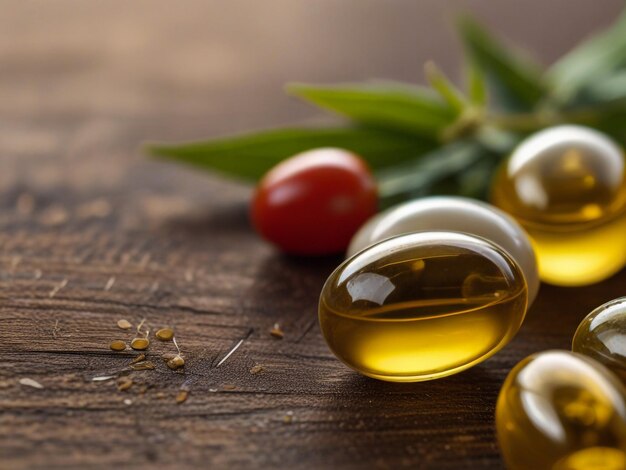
[251,148,378,255]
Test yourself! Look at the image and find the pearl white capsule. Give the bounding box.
[348,196,539,304]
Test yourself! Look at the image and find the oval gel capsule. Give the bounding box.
[574,297,626,382]
[319,231,527,382]
[491,125,626,286]
[497,350,626,470]
[347,196,539,304]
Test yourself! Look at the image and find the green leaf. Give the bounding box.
[148,127,435,181]
[287,82,455,137]
[465,61,488,107]
[566,71,626,107]
[424,61,467,114]
[376,140,488,203]
[548,10,626,104]
[457,16,546,112]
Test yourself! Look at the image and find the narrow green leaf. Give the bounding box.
[424,61,467,114]
[457,16,546,112]
[548,9,626,104]
[567,71,626,107]
[148,127,435,181]
[465,61,488,107]
[287,82,455,137]
[377,141,487,202]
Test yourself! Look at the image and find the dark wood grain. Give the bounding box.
[1,1,624,469]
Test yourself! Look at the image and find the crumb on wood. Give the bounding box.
[130,354,146,365]
[117,377,133,391]
[269,323,284,339]
[249,365,264,374]
[130,361,155,371]
[176,390,189,404]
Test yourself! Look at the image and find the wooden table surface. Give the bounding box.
[1,1,624,469]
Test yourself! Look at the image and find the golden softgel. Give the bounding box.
[574,297,626,382]
[497,351,626,470]
[491,125,626,286]
[319,232,527,382]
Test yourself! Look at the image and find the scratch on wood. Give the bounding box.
[92,375,116,382]
[104,276,116,291]
[295,317,317,344]
[49,279,68,298]
[52,320,60,338]
[216,329,253,368]
[19,378,44,389]
[33,269,43,280]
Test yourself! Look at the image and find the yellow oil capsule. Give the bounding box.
[573,297,626,382]
[491,125,626,286]
[319,231,527,382]
[348,196,539,304]
[497,350,626,470]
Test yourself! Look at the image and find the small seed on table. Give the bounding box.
[117,377,133,391]
[131,338,149,350]
[130,354,146,365]
[117,319,132,330]
[166,355,185,370]
[155,328,174,341]
[110,340,127,351]
[130,361,155,371]
[176,390,189,404]
[249,365,264,374]
[270,323,284,339]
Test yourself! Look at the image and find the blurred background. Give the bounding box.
[0,0,623,213]
[1,0,622,137]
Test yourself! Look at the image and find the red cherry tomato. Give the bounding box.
[251,148,378,255]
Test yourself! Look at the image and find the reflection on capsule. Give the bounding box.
[497,350,626,470]
[319,231,528,382]
[491,125,626,286]
[347,197,539,305]
[574,297,626,382]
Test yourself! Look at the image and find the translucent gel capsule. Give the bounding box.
[574,297,626,382]
[319,231,527,382]
[497,350,626,470]
[347,196,540,304]
[491,125,626,286]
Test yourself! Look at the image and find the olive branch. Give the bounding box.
[148,11,626,208]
